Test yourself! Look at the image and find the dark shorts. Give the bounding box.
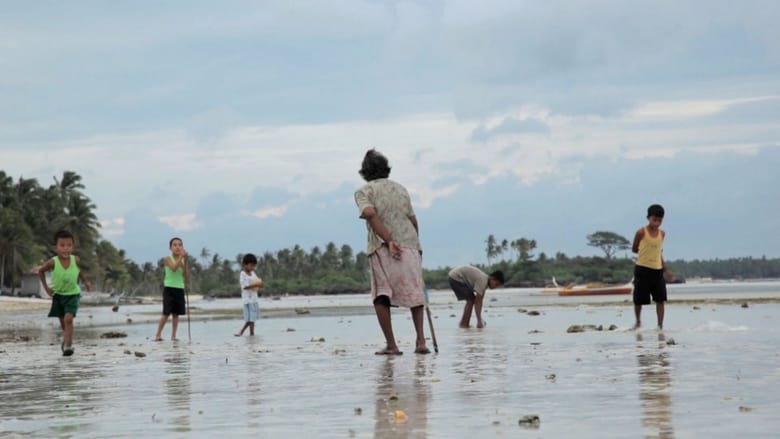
[633,265,667,305]
[162,287,186,316]
[48,294,80,318]
[449,277,476,301]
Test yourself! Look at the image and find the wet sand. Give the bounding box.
[1,283,780,438]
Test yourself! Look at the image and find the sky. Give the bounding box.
[2,0,779,268]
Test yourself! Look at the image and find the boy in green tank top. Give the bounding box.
[154,237,189,341]
[38,230,93,356]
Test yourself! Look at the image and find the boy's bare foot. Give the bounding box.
[234,333,242,337]
[153,337,163,342]
[631,322,641,330]
[459,323,470,328]
[171,338,179,341]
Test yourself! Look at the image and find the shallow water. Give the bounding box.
[2,283,780,438]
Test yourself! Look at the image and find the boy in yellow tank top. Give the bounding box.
[38,230,93,356]
[631,204,675,330]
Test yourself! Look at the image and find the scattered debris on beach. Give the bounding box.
[518,414,540,428]
[310,337,325,342]
[566,324,618,333]
[545,374,556,381]
[739,406,753,412]
[529,329,542,334]
[354,407,362,415]
[100,331,127,339]
[693,306,701,310]
[286,328,296,332]
[393,410,407,423]
[134,351,146,358]
[527,310,541,316]
[666,338,677,345]
[741,302,749,308]
[295,308,310,315]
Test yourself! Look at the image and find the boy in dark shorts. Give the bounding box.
[631,204,675,330]
[447,265,504,328]
[38,230,93,356]
[154,237,189,341]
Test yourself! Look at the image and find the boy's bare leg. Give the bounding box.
[62,313,74,347]
[58,317,66,331]
[632,304,642,329]
[154,315,168,340]
[235,322,249,336]
[411,305,428,352]
[656,302,665,329]
[249,322,255,336]
[171,315,179,340]
[460,299,474,328]
[474,293,485,328]
[374,302,400,354]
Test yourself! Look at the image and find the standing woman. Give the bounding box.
[354,149,430,355]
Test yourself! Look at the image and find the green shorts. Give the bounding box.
[48,294,81,318]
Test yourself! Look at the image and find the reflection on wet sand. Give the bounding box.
[163,345,191,433]
[0,346,105,435]
[374,356,430,438]
[243,338,263,429]
[637,332,675,438]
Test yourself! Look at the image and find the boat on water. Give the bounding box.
[544,277,633,296]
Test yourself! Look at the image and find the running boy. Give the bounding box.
[235,253,264,337]
[447,265,504,328]
[39,230,93,356]
[631,204,674,330]
[154,237,189,341]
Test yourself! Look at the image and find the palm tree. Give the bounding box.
[0,208,39,291]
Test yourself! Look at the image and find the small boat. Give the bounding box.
[557,283,633,296]
[544,277,633,296]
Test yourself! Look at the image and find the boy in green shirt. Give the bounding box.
[39,230,93,356]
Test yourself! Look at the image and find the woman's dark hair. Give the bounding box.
[242,253,258,265]
[169,237,183,248]
[359,148,391,181]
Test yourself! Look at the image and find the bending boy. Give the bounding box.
[447,265,504,328]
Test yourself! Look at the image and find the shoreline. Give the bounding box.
[2,294,778,335]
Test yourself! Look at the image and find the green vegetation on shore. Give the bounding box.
[3,170,780,298]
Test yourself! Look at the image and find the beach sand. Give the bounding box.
[1,282,779,438]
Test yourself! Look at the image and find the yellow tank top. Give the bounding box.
[636,227,664,270]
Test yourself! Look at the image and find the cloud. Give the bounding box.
[246,205,288,219]
[471,117,550,142]
[158,214,201,232]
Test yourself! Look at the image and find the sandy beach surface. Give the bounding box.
[1,281,779,438]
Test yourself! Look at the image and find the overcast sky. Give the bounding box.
[2,0,779,268]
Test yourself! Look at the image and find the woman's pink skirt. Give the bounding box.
[368,246,425,308]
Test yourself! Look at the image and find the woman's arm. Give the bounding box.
[361,206,402,258]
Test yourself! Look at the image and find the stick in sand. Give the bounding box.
[424,287,439,353]
[185,286,191,342]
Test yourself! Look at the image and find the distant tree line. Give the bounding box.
[2,170,780,298]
